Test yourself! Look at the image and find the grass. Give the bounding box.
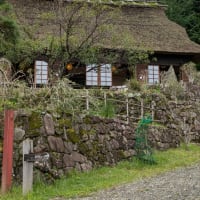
[1,143,200,200]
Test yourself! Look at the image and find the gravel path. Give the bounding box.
[52,162,200,200]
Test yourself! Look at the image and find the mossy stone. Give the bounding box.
[78,143,89,154]
[67,128,80,144]
[27,111,42,137]
[79,128,95,136]
[78,142,100,159]
[84,116,92,124]
[118,150,127,159]
[57,118,72,128]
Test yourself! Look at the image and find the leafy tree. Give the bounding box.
[8,0,150,80]
[43,0,146,69]
[4,0,150,82]
[161,0,200,44]
[0,0,19,56]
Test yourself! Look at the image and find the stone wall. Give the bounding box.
[1,88,200,182]
[10,109,182,182]
[12,113,136,181]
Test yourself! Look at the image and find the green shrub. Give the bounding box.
[129,78,141,91]
[164,82,185,100]
[195,63,200,71]
[135,116,156,164]
[98,101,116,118]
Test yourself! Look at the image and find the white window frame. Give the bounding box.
[86,64,98,86]
[148,65,159,84]
[34,60,48,85]
[86,64,112,86]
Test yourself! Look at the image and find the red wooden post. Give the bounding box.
[1,110,14,194]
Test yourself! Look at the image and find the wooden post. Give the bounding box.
[141,99,144,119]
[104,92,107,106]
[126,97,129,124]
[86,90,89,110]
[1,110,14,194]
[23,139,33,195]
[151,101,156,121]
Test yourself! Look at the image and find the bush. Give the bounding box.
[128,78,141,91]
[99,101,116,118]
[164,82,185,100]
[135,116,156,164]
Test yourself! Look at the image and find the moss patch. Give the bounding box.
[67,128,80,143]
[83,116,92,124]
[78,141,100,159]
[27,111,42,137]
[57,118,72,128]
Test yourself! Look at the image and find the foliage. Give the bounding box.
[97,100,116,118]
[2,143,200,200]
[0,80,27,111]
[127,68,142,91]
[128,78,141,91]
[0,79,115,118]
[161,66,185,100]
[4,0,150,77]
[135,116,156,164]
[0,0,19,57]
[30,1,126,69]
[0,98,17,111]
[1,79,113,119]
[181,62,200,85]
[161,0,200,44]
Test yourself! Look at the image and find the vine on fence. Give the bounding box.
[135,116,156,164]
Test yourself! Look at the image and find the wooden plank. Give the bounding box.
[1,110,14,194]
[23,139,33,195]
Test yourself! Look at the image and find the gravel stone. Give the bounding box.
[68,162,200,200]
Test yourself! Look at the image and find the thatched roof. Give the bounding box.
[120,5,200,55]
[8,0,200,55]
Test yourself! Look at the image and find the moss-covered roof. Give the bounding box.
[119,5,200,54]
[8,0,200,55]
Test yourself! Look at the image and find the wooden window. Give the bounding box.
[148,65,159,84]
[34,61,48,85]
[86,64,98,86]
[86,64,112,86]
[100,64,112,86]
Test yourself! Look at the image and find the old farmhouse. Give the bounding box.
[8,0,200,87]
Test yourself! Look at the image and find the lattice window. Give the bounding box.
[34,61,48,85]
[86,64,112,86]
[86,64,98,86]
[148,65,159,84]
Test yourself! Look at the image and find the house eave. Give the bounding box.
[154,51,200,56]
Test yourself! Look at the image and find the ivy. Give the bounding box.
[135,116,156,164]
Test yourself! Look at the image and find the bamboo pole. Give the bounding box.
[141,99,144,119]
[104,92,107,106]
[126,96,129,124]
[151,100,156,121]
[86,90,89,110]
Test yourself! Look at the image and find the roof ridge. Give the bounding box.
[64,0,166,7]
